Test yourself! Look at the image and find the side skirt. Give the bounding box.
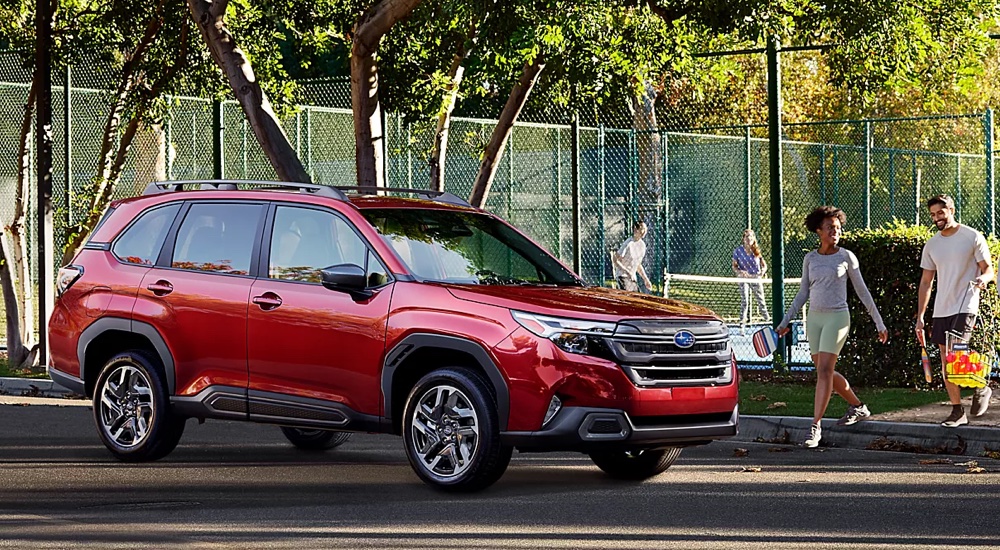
[170,386,383,433]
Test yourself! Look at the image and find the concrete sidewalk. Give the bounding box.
[5,375,1000,457]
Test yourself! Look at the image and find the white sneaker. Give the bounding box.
[837,403,871,426]
[804,423,822,448]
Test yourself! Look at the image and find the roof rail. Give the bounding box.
[334,186,472,208]
[142,180,349,201]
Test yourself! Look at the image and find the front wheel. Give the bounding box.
[93,350,185,462]
[402,367,512,492]
[589,447,682,480]
[280,427,352,450]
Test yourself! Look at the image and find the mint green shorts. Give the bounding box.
[807,309,851,355]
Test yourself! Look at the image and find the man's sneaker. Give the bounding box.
[804,423,822,448]
[971,386,992,417]
[941,407,968,428]
[837,403,871,426]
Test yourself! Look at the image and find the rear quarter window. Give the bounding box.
[112,203,182,266]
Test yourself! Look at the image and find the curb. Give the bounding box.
[737,415,1000,457]
[0,376,73,398]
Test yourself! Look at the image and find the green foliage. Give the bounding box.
[838,221,1000,387]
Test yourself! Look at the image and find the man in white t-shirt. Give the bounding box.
[916,194,995,427]
[614,221,652,293]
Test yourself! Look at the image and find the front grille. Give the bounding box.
[605,319,732,387]
[619,341,727,354]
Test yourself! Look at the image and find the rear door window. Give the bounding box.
[112,203,181,266]
[171,203,263,276]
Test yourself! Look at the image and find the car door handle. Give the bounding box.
[146,280,173,296]
[252,292,282,311]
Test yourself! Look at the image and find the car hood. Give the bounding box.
[445,284,719,322]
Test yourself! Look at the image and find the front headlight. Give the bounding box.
[511,310,616,355]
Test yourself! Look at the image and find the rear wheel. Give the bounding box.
[589,447,682,480]
[402,367,512,492]
[280,427,352,450]
[93,350,185,462]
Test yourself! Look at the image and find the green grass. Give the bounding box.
[0,358,48,379]
[740,381,948,418]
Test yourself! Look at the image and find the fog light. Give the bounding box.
[542,395,562,427]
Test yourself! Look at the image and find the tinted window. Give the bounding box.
[361,208,581,286]
[172,203,262,275]
[112,204,181,266]
[269,206,371,283]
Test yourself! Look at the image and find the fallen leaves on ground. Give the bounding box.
[956,460,978,467]
[754,430,791,445]
[919,458,954,465]
[981,447,1000,460]
[966,467,988,474]
[741,466,762,473]
[765,401,787,410]
[768,447,792,453]
[748,394,768,401]
[867,436,967,455]
[733,448,749,457]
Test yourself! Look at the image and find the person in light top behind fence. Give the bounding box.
[732,228,771,333]
[613,221,652,293]
[776,206,888,449]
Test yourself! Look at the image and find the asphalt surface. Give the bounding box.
[2,402,1000,549]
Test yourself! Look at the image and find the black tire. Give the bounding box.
[280,427,352,450]
[589,447,682,480]
[92,350,185,462]
[402,367,512,492]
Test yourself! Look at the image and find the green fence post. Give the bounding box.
[241,117,248,179]
[833,147,839,205]
[571,113,582,275]
[508,127,514,221]
[986,109,994,236]
[306,108,313,179]
[819,144,826,205]
[63,64,71,227]
[599,123,607,285]
[554,127,563,259]
[889,150,895,219]
[956,155,962,222]
[406,120,413,188]
[213,99,224,179]
[913,154,920,224]
[166,96,174,179]
[745,125,752,229]
[767,35,785,363]
[662,131,670,280]
[629,129,637,225]
[864,120,871,228]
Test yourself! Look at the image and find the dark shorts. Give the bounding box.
[930,313,977,346]
[616,275,638,292]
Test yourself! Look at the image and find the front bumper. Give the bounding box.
[501,405,738,452]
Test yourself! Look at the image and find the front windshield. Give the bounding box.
[361,208,582,286]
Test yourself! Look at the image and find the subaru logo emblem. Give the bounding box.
[673,330,696,348]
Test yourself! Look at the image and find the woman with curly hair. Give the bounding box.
[777,206,888,448]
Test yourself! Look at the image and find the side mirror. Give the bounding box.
[320,264,372,300]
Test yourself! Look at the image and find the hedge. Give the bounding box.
[832,220,1000,387]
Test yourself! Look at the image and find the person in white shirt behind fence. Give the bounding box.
[614,221,652,293]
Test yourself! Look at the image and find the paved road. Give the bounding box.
[2,402,999,549]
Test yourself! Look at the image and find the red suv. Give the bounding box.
[48,180,738,491]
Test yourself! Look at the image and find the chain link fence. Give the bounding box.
[2,52,999,368]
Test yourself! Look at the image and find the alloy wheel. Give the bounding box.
[409,384,480,479]
[98,363,155,448]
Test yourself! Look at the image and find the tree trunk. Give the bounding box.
[632,80,661,197]
[188,0,309,184]
[429,40,472,192]
[12,70,37,350]
[351,0,425,192]
[469,54,545,208]
[0,232,35,369]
